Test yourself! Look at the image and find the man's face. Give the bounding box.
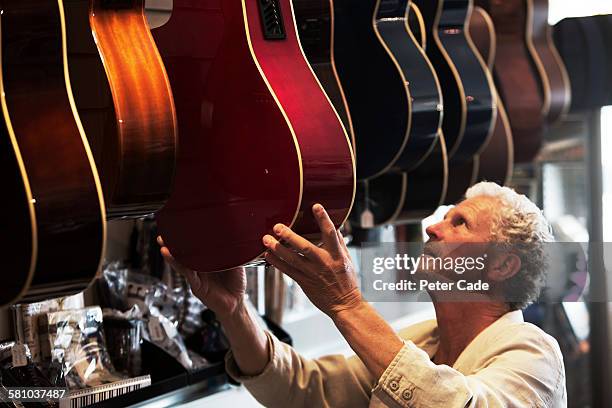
[419,196,500,279]
[426,195,499,244]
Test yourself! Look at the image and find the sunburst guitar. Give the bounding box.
[64,0,177,218]
[0,0,106,303]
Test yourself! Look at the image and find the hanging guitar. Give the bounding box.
[331,0,412,179]
[153,0,355,272]
[412,0,496,163]
[293,0,355,148]
[0,100,35,307]
[350,1,448,227]
[0,0,106,303]
[553,16,608,112]
[64,0,178,218]
[476,0,545,163]
[469,6,514,186]
[527,0,571,124]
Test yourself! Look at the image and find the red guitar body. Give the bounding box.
[154,0,355,272]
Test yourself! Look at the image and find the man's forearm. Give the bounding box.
[219,302,270,376]
[333,301,404,380]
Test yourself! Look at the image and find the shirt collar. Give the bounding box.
[409,309,525,363]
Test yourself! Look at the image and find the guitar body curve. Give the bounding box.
[65,0,177,217]
[527,0,571,123]
[350,2,448,228]
[0,110,36,306]
[1,0,106,301]
[469,6,513,186]
[375,0,441,172]
[477,0,544,163]
[554,17,608,113]
[333,0,410,180]
[413,0,495,162]
[154,0,354,272]
[293,0,355,149]
[397,131,449,220]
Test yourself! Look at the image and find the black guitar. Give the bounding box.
[374,0,442,172]
[349,2,448,226]
[332,0,411,180]
[554,16,609,112]
[412,0,496,162]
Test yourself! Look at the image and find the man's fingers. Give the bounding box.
[156,235,165,247]
[271,224,321,260]
[313,204,341,255]
[337,229,349,255]
[160,246,203,292]
[264,251,305,283]
[263,234,310,268]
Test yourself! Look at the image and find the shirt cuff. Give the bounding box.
[225,330,277,383]
[371,341,424,407]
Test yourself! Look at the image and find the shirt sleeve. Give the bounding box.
[225,330,375,408]
[372,335,566,408]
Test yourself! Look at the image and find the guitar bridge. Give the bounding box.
[257,0,286,40]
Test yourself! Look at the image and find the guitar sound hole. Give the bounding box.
[258,0,286,40]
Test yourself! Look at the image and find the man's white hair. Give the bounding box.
[465,181,554,309]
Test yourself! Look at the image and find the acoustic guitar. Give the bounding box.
[0,103,36,307]
[153,0,355,272]
[1,0,106,302]
[476,0,544,163]
[349,2,448,226]
[64,0,178,218]
[331,0,411,179]
[469,6,514,186]
[412,0,496,163]
[293,0,355,148]
[527,0,571,124]
[374,0,441,172]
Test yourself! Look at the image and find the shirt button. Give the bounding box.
[389,381,400,391]
[402,388,413,401]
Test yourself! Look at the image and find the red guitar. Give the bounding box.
[153,0,355,272]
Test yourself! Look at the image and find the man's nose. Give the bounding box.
[426,222,444,241]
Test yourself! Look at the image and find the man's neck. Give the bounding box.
[432,301,511,366]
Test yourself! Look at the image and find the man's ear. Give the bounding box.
[487,253,522,282]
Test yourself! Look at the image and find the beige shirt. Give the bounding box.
[226,310,567,407]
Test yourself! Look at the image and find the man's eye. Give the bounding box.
[455,217,466,226]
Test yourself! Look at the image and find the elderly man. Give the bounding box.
[159,181,567,407]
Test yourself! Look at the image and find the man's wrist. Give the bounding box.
[216,298,249,328]
[330,294,368,324]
